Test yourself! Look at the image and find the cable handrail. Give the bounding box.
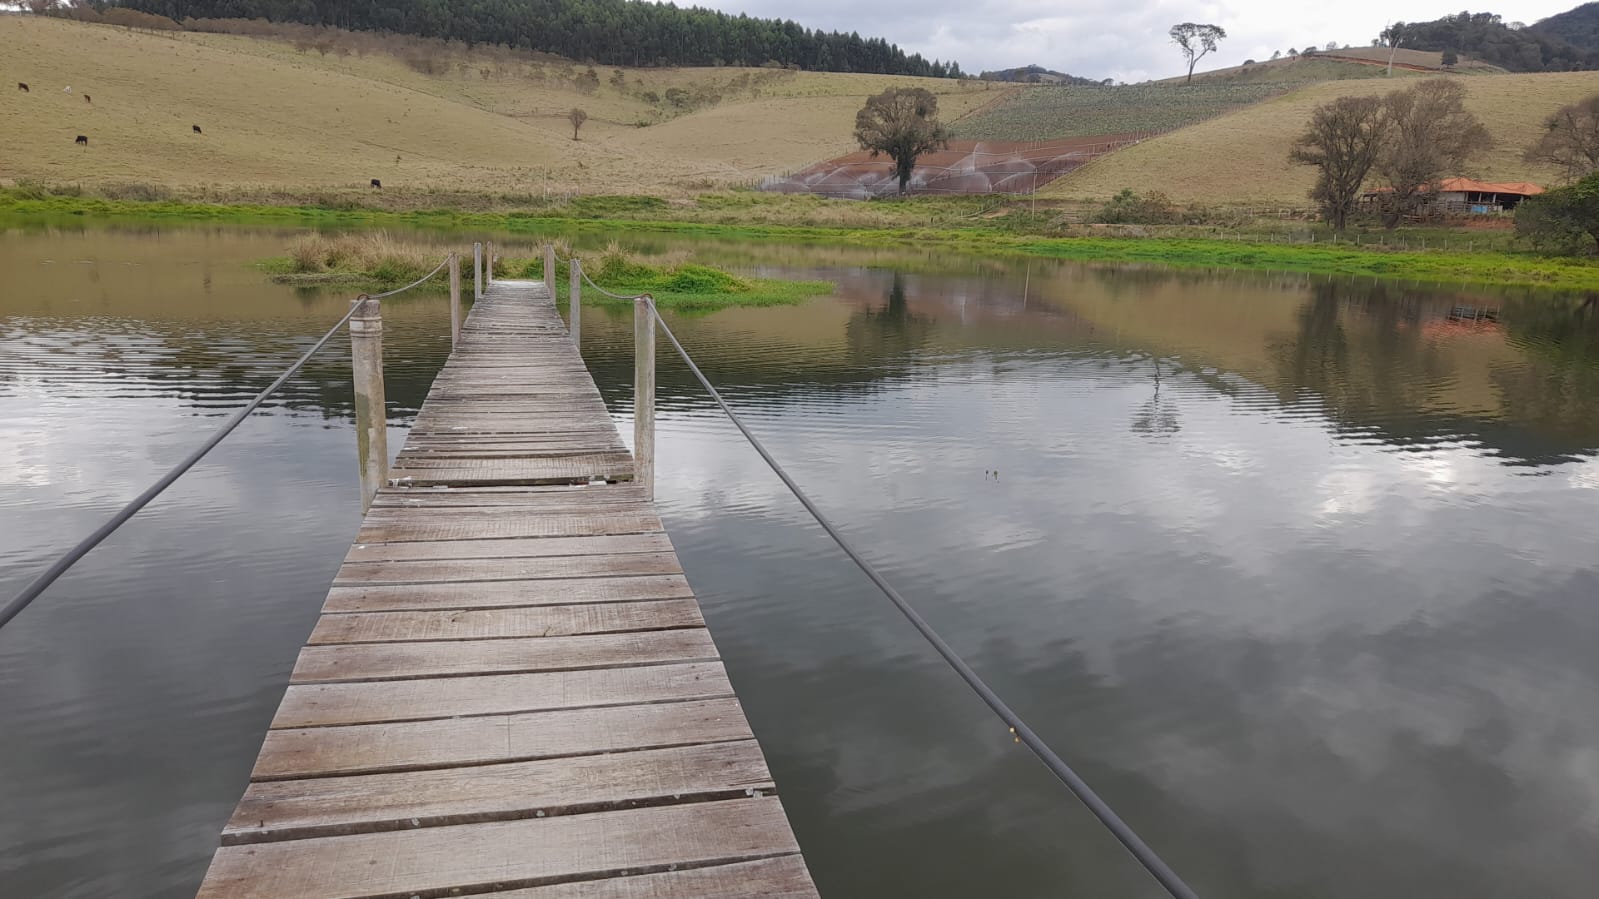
[637,294,1201,899]
[0,255,453,633]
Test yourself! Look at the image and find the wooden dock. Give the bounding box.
[196,279,818,898]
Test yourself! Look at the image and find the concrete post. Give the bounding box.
[633,296,655,501]
[448,252,462,349]
[569,256,582,350]
[349,297,388,513]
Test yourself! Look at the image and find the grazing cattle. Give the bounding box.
[17,82,27,93]
[370,179,382,189]
[192,125,202,134]
[84,94,91,104]
[75,135,88,146]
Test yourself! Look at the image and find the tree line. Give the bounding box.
[90,0,963,76]
[1381,12,1596,73]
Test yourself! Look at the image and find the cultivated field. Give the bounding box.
[1047,72,1599,206]
[0,16,997,195]
[950,82,1291,140]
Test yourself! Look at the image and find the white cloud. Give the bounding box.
[694,1,1575,82]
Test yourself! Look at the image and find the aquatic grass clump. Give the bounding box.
[533,243,827,310]
[267,231,452,287]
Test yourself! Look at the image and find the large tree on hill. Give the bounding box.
[1170,23,1226,84]
[1290,95,1391,230]
[854,87,949,195]
[1374,79,1492,226]
[1525,94,1599,182]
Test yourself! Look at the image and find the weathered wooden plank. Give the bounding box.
[344,534,673,563]
[323,575,695,613]
[457,856,817,899]
[333,553,682,585]
[291,629,718,683]
[307,599,704,644]
[271,661,734,727]
[356,512,664,542]
[224,740,774,843]
[252,697,753,779]
[199,797,801,898]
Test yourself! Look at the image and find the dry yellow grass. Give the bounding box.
[0,16,992,194]
[1048,72,1599,206]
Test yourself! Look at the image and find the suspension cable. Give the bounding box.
[0,256,451,633]
[639,294,1201,899]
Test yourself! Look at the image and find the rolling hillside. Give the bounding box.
[1046,72,1598,206]
[0,16,996,194]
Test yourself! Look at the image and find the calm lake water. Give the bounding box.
[2,223,1598,899]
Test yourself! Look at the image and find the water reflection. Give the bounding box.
[2,224,1598,899]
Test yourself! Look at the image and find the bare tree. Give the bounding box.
[1375,79,1492,225]
[1290,95,1390,230]
[853,87,949,195]
[1170,23,1227,85]
[568,107,588,141]
[1525,94,1599,182]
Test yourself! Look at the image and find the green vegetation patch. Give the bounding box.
[951,82,1289,140]
[519,248,832,310]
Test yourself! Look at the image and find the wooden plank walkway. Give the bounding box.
[196,280,818,898]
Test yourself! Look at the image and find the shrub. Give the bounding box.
[1094,188,1179,224]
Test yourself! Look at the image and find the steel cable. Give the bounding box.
[0,256,451,632]
[640,295,1201,899]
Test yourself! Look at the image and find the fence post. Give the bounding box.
[485,240,494,285]
[544,243,557,288]
[349,297,388,513]
[633,296,655,501]
[448,252,462,349]
[569,257,583,350]
[473,242,482,300]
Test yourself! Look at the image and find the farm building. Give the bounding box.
[1432,178,1543,212]
[1363,178,1544,216]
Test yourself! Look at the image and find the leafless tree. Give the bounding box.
[1374,79,1492,225]
[568,107,588,141]
[1525,94,1599,182]
[1290,95,1391,230]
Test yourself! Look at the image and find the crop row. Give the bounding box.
[951,83,1288,140]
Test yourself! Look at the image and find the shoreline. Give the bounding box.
[5,192,1597,292]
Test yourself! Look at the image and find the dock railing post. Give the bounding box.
[473,242,482,300]
[569,256,582,350]
[349,296,389,513]
[633,295,655,500]
[544,243,556,291]
[485,240,494,285]
[448,252,462,349]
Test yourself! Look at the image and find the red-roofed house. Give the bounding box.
[1433,178,1544,212]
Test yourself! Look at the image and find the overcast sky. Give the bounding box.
[696,1,1575,82]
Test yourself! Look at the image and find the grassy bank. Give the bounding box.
[261,233,832,308]
[7,190,1599,291]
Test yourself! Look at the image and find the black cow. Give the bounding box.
[84,94,91,104]
[75,135,88,146]
[17,82,28,93]
[192,124,202,134]
[370,179,382,189]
